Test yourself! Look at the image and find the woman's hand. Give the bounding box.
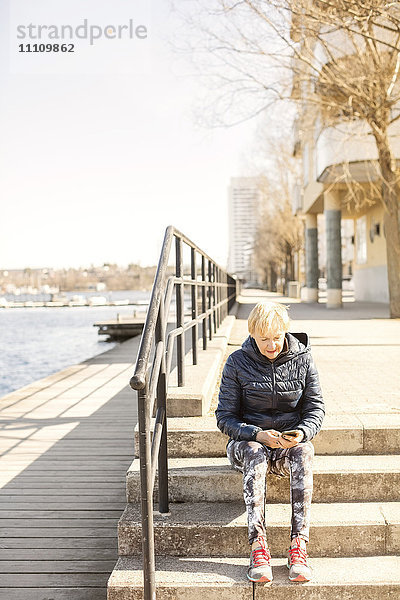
[256,429,283,448]
[256,429,304,449]
[278,430,304,449]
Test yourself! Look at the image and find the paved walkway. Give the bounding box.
[0,336,140,600]
[232,289,400,419]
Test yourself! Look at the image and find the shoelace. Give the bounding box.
[289,543,308,565]
[252,539,271,567]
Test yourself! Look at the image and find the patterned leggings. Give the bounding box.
[227,439,314,545]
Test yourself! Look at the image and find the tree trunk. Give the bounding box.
[289,251,295,281]
[372,126,400,317]
[383,208,400,317]
[263,267,270,289]
[284,252,289,295]
[270,265,277,292]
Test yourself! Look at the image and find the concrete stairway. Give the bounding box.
[108,408,400,599]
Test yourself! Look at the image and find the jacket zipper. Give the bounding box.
[271,362,276,410]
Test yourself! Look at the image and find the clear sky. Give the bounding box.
[0,0,262,270]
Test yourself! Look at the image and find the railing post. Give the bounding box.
[227,273,230,315]
[156,302,169,514]
[191,248,198,365]
[208,260,213,341]
[212,263,217,334]
[138,385,156,600]
[223,271,227,319]
[175,236,185,386]
[201,256,207,351]
[228,275,237,312]
[216,266,221,328]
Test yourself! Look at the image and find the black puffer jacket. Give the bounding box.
[216,333,324,443]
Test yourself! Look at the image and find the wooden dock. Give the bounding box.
[93,316,146,340]
[0,336,140,600]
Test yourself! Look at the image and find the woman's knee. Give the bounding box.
[288,441,314,460]
[227,440,268,468]
[242,441,268,466]
[246,441,265,453]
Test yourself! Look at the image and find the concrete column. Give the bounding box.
[304,213,319,302]
[324,190,342,309]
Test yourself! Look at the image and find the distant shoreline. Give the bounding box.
[0,299,147,309]
[0,289,152,309]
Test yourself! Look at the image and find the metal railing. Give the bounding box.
[130,226,237,600]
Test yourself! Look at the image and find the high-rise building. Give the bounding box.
[227,177,261,283]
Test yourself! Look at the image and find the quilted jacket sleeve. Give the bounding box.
[297,355,325,442]
[215,353,262,441]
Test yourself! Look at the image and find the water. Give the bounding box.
[0,290,151,398]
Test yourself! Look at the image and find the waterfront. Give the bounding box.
[0,290,150,397]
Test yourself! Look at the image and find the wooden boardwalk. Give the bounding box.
[0,336,140,600]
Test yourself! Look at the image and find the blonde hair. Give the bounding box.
[248,302,290,337]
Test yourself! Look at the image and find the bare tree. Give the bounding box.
[255,194,304,292]
[171,0,400,316]
[253,139,303,292]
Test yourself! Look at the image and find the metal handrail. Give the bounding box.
[130,225,237,600]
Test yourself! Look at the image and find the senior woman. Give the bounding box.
[216,301,324,584]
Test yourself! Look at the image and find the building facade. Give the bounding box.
[293,29,400,307]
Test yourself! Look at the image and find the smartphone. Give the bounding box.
[281,430,299,439]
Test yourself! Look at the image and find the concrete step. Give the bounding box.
[134,414,400,457]
[126,455,400,503]
[118,501,399,557]
[107,555,400,600]
[165,316,235,417]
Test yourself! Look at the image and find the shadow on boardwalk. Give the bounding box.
[0,336,141,600]
[0,319,208,600]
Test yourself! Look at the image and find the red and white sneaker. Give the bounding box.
[287,536,312,582]
[247,536,273,583]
